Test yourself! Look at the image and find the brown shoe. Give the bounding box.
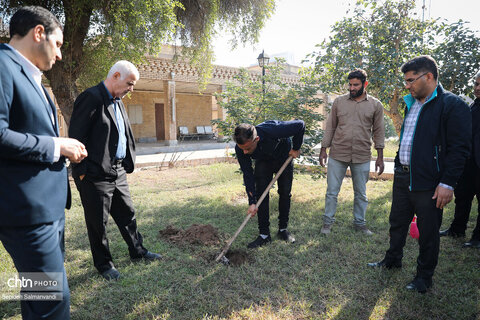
[354,224,373,235]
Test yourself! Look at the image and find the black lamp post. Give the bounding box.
[257,50,270,95]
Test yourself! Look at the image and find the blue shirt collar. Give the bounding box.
[403,86,438,110]
[102,81,120,102]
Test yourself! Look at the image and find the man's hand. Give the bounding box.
[319,147,328,167]
[375,148,384,175]
[289,149,300,159]
[58,138,87,163]
[432,185,453,209]
[247,204,258,217]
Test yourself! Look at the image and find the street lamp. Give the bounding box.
[257,50,270,94]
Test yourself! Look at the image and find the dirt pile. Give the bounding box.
[159,224,220,246]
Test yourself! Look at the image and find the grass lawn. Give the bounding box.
[1,163,479,320]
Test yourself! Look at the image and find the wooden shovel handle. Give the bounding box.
[215,156,294,262]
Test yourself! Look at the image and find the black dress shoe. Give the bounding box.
[463,240,480,248]
[367,259,402,269]
[406,277,432,293]
[247,235,272,249]
[277,230,295,243]
[101,267,120,281]
[131,251,162,262]
[439,228,465,238]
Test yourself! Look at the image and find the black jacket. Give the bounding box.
[395,84,471,191]
[69,82,136,180]
[471,99,480,168]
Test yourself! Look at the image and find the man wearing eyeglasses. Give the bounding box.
[368,56,471,293]
[439,71,480,247]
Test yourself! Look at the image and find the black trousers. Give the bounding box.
[449,158,480,240]
[74,166,146,273]
[254,158,294,235]
[384,169,442,280]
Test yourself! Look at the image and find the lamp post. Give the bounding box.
[257,50,270,95]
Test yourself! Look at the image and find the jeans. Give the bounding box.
[323,157,370,226]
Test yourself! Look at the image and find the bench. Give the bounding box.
[178,126,200,140]
[197,126,215,139]
[178,126,216,141]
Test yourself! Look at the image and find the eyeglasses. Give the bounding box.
[404,72,429,86]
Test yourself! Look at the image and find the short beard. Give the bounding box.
[350,85,365,98]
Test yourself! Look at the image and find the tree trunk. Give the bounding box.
[384,89,404,137]
[44,0,94,126]
[47,65,79,125]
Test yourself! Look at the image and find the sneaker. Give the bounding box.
[320,224,332,235]
[354,224,373,235]
[247,235,272,249]
[277,230,295,243]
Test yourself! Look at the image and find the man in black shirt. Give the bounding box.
[234,120,305,248]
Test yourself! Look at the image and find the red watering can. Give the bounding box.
[410,216,419,239]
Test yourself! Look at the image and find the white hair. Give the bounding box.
[475,70,480,80]
[107,60,140,80]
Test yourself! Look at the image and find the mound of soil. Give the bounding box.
[159,224,220,246]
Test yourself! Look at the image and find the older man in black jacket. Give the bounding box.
[368,56,471,293]
[69,60,161,281]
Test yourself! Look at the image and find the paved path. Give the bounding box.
[135,141,395,177]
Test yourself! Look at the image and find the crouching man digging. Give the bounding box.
[234,120,305,248]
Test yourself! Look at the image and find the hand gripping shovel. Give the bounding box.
[215,156,294,265]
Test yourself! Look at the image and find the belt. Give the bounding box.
[397,165,409,173]
[112,159,124,167]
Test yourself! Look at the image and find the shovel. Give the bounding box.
[215,156,294,265]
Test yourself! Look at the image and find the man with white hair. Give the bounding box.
[69,60,161,281]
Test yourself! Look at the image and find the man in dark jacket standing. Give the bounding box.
[439,70,480,247]
[234,120,305,248]
[69,60,161,281]
[368,56,471,293]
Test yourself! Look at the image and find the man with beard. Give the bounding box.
[319,69,384,235]
[368,56,471,293]
[69,60,161,281]
[439,70,480,248]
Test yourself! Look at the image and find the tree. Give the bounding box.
[212,59,324,165]
[432,21,480,97]
[0,0,275,123]
[305,0,480,136]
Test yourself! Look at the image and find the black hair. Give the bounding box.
[347,69,367,83]
[401,55,438,80]
[9,6,62,39]
[233,123,257,144]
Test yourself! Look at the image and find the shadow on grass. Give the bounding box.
[4,171,479,319]
[63,185,405,320]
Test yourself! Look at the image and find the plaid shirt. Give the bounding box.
[399,99,423,166]
[399,91,453,190]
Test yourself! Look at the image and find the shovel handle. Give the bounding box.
[215,156,294,262]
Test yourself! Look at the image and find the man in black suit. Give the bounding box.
[69,61,161,281]
[439,71,480,247]
[0,6,87,319]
